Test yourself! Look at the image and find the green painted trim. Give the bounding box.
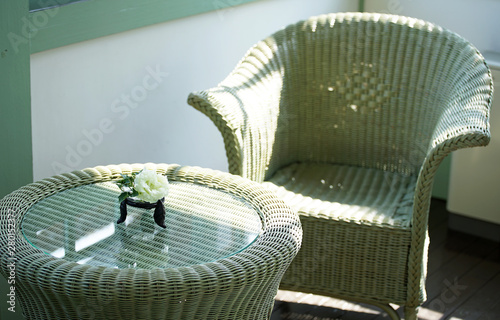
[29,0,260,53]
[358,0,365,12]
[0,0,33,200]
[432,155,451,200]
[29,0,85,11]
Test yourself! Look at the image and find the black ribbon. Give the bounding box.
[117,197,166,228]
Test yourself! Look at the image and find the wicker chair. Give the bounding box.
[187,12,493,320]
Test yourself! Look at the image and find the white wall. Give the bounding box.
[30,0,357,181]
[364,0,500,53]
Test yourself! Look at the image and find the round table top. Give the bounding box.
[21,180,263,269]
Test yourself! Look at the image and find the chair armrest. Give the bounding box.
[406,53,493,306]
[188,40,285,182]
[416,52,493,215]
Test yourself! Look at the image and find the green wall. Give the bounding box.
[432,156,451,200]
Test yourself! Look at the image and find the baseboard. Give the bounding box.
[448,213,500,242]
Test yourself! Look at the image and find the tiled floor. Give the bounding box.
[270,199,500,320]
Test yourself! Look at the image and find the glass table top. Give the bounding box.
[21,181,263,269]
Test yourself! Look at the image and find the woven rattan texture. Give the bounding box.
[0,163,302,319]
[187,12,492,320]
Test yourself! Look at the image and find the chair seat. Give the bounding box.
[263,163,417,229]
[264,163,418,303]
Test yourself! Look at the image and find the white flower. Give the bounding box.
[133,169,169,203]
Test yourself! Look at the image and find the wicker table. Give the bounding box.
[0,163,302,320]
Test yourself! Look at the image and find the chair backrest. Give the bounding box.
[223,13,491,178]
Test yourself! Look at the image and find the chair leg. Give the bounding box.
[403,306,418,320]
[372,302,401,320]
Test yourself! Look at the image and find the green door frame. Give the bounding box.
[1,0,33,199]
